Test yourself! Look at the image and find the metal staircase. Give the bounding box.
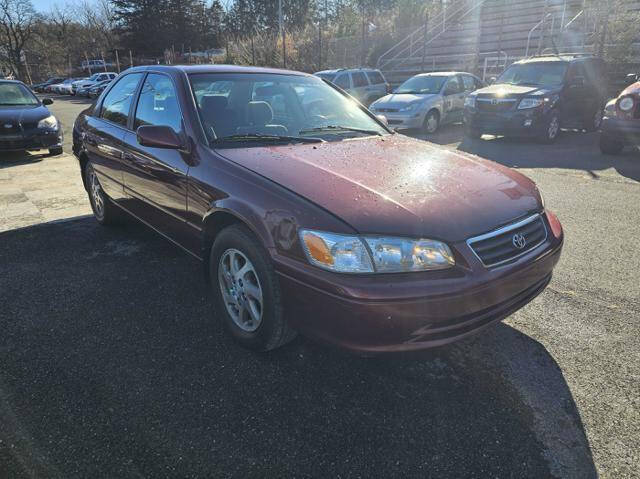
[377,0,603,86]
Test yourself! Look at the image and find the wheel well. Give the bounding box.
[202,211,245,283]
[79,152,89,190]
[427,108,440,120]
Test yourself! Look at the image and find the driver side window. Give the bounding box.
[444,77,462,95]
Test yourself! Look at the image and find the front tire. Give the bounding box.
[599,134,624,155]
[48,146,63,156]
[423,110,440,134]
[210,224,296,352]
[540,110,560,143]
[585,106,603,132]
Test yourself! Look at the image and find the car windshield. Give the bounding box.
[396,75,447,94]
[190,73,389,145]
[0,83,39,106]
[496,62,568,87]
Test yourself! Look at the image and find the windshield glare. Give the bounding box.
[0,83,39,106]
[497,63,568,87]
[190,73,388,144]
[396,75,447,94]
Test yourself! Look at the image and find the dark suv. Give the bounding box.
[463,55,607,142]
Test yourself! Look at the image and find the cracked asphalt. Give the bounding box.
[0,97,638,478]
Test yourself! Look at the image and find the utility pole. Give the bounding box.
[115,50,121,73]
[279,0,286,68]
[361,3,366,66]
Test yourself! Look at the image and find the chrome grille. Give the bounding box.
[467,214,547,267]
[476,97,517,113]
[376,107,398,113]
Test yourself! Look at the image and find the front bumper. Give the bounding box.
[464,107,550,137]
[0,129,63,151]
[372,110,425,130]
[275,212,563,354]
[601,117,640,145]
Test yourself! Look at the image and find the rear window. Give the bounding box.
[366,71,385,85]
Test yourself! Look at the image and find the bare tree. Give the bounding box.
[0,0,39,80]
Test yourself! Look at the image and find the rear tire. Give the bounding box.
[210,224,296,352]
[599,134,624,155]
[84,162,121,225]
[585,105,604,132]
[48,146,63,156]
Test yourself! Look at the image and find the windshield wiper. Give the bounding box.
[298,125,382,136]
[212,133,323,144]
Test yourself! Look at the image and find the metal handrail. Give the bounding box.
[378,0,486,71]
[526,13,553,58]
[377,0,479,70]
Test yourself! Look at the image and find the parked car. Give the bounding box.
[369,72,483,133]
[81,59,113,71]
[32,76,65,93]
[463,55,607,143]
[314,68,391,106]
[72,65,563,354]
[47,78,76,94]
[87,79,112,98]
[72,72,117,95]
[59,77,86,95]
[0,80,63,155]
[599,77,640,154]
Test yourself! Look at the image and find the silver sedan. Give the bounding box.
[369,72,483,134]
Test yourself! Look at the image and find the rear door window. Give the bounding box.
[461,75,476,92]
[334,73,350,89]
[100,73,144,127]
[366,71,385,85]
[351,72,368,88]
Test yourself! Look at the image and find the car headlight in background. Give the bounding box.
[464,96,476,108]
[300,230,455,274]
[398,103,419,112]
[618,96,635,111]
[518,98,544,109]
[38,115,58,130]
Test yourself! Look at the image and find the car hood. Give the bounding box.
[620,81,640,96]
[475,83,558,97]
[373,93,436,109]
[216,135,542,241]
[0,104,51,124]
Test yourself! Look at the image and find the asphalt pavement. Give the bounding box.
[0,96,638,478]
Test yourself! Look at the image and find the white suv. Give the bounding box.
[72,72,117,95]
[314,68,390,106]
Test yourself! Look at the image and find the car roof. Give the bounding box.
[125,64,311,77]
[514,55,602,65]
[314,68,380,75]
[0,79,25,85]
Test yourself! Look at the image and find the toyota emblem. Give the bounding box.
[512,233,527,249]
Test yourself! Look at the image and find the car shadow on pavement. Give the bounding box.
[0,151,53,169]
[0,216,597,478]
[407,124,640,183]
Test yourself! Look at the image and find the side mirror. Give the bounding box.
[626,73,639,85]
[42,98,53,105]
[376,114,388,126]
[489,76,497,84]
[136,125,182,149]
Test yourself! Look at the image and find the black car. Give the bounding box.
[463,55,607,143]
[32,76,65,93]
[0,80,63,155]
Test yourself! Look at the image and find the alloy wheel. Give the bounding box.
[425,113,439,133]
[548,116,559,140]
[89,170,105,218]
[218,248,264,332]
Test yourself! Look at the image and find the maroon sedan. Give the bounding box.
[72,65,563,354]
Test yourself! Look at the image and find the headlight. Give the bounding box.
[37,115,58,129]
[464,96,476,108]
[398,103,419,112]
[518,98,544,109]
[619,96,635,111]
[300,230,455,274]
